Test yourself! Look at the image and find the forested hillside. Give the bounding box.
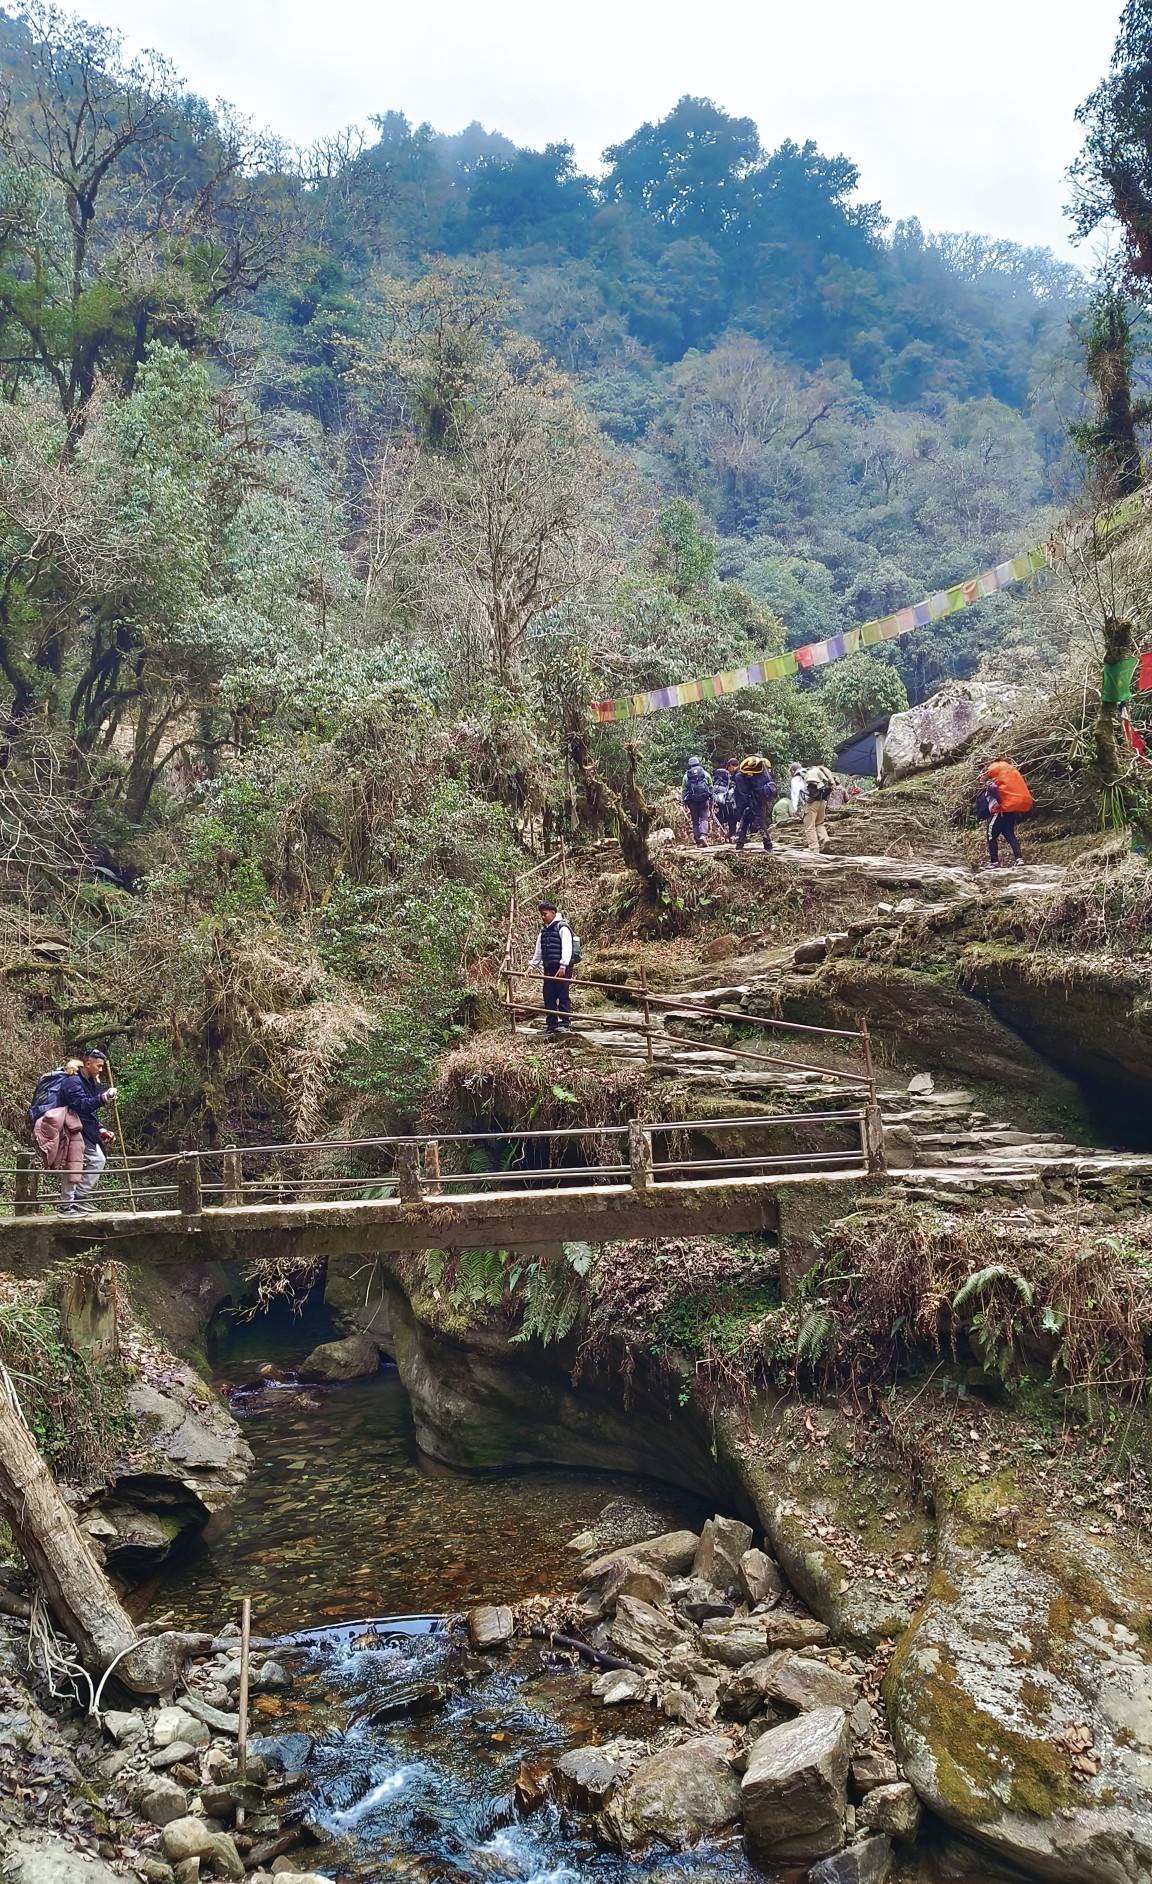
[0,3,1094,1145]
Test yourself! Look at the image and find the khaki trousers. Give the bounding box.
[803,798,828,852]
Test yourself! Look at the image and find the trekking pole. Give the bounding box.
[103,1057,137,1213]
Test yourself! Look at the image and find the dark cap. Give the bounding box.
[82,1046,107,1062]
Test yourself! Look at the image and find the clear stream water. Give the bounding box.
[153,1305,765,1884]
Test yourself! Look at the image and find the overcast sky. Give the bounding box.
[84,0,1120,260]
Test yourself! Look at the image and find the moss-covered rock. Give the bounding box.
[887,1492,1152,1882]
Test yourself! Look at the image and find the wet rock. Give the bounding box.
[180,1693,239,1736]
[741,1706,851,1861]
[693,1516,754,1595]
[553,1747,620,1811]
[297,1333,380,1383]
[249,1733,314,1772]
[515,1755,553,1811]
[367,1679,449,1724]
[467,1605,514,1651]
[602,1736,741,1848]
[739,1547,784,1608]
[607,1593,685,1669]
[103,1708,148,1743]
[591,1667,648,1706]
[857,1782,921,1841]
[807,1834,894,1883]
[584,1530,700,1582]
[141,1782,191,1826]
[794,939,828,965]
[679,1597,735,1625]
[757,1652,860,1714]
[251,1660,291,1693]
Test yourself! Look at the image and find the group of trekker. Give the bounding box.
[681,755,838,855]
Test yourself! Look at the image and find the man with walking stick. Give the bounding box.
[57,1048,119,1214]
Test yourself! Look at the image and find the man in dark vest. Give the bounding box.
[528,898,574,1035]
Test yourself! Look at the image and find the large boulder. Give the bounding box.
[887,1495,1152,1883]
[583,1530,700,1581]
[881,681,1033,783]
[741,1706,851,1861]
[807,1836,894,1883]
[298,1333,381,1382]
[601,1736,741,1848]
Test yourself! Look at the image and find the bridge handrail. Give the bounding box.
[499,965,866,1041]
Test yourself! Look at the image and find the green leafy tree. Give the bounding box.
[819,652,908,735]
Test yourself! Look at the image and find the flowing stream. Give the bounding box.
[153,1305,767,1884]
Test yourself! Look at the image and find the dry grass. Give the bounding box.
[810,1204,1152,1402]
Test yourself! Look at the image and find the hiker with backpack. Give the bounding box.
[51,1048,117,1212]
[978,761,1033,868]
[681,756,714,847]
[712,759,740,844]
[528,898,578,1036]
[800,765,836,854]
[734,755,778,851]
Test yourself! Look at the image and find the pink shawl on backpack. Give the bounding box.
[33,1105,84,1179]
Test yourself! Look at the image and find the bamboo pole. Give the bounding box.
[103,1056,137,1213]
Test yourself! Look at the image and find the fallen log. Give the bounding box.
[0,1369,186,1694]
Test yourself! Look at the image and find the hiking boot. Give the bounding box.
[72,1200,99,1214]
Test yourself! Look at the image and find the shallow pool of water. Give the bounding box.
[156,1302,709,1637]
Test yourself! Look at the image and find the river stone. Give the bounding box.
[693,1516,754,1595]
[141,1783,190,1826]
[600,1556,670,1614]
[602,1735,741,1848]
[807,1835,894,1883]
[851,1753,900,1795]
[584,1530,699,1583]
[887,1505,1152,1884]
[607,1593,685,1669]
[739,1547,784,1607]
[468,1604,514,1650]
[103,1709,148,1743]
[553,1747,620,1811]
[151,1742,199,1770]
[266,1875,334,1884]
[153,1707,200,1748]
[741,1706,851,1861]
[162,1820,219,1863]
[591,1666,648,1705]
[700,1620,773,1668]
[762,1612,831,1651]
[298,1333,380,1382]
[757,1652,860,1714]
[857,1781,921,1840]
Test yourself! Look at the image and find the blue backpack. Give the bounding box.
[684,763,712,807]
[28,1068,66,1130]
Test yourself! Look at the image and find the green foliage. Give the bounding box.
[819,654,909,736]
[0,1271,136,1478]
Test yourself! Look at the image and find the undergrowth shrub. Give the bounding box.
[0,1268,136,1478]
[807,1204,1152,1402]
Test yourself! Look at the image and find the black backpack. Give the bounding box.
[28,1068,66,1130]
[974,788,994,821]
[684,763,711,807]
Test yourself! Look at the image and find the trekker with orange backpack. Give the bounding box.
[979,762,1033,868]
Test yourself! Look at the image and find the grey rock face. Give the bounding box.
[741,1705,851,1861]
[602,1736,741,1848]
[297,1333,381,1382]
[591,1666,649,1705]
[467,1604,514,1651]
[756,1652,860,1714]
[583,1530,700,1581]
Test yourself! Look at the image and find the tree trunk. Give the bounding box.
[1095,615,1135,784]
[0,1379,182,1694]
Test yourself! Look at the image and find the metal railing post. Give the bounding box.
[222,1146,243,1208]
[14,1150,39,1217]
[177,1155,203,1218]
[629,1122,654,1193]
[397,1140,424,1202]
